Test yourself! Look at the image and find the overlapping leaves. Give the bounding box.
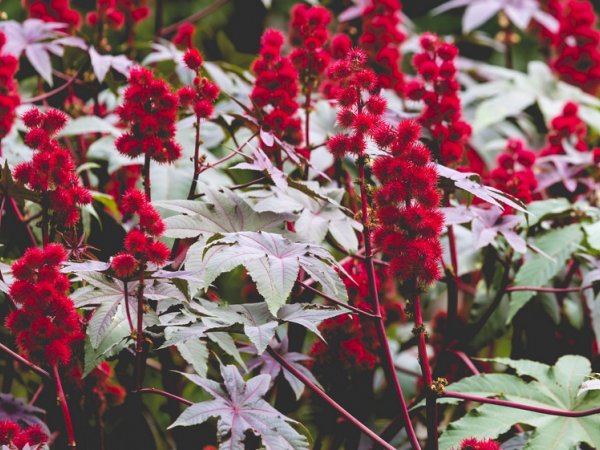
[439,355,600,449]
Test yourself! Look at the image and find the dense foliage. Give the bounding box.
[0,0,600,449]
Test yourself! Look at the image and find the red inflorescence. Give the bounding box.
[86,0,126,30]
[458,437,501,450]
[70,361,126,411]
[24,0,81,28]
[372,119,444,286]
[407,33,471,165]
[489,139,538,204]
[6,245,83,367]
[172,23,195,48]
[326,49,385,158]
[110,189,170,278]
[547,0,600,94]
[250,29,303,148]
[289,4,331,90]
[359,0,406,95]
[0,420,48,450]
[115,0,149,25]
[179,49,220,119]
[115,67,182,163]
[13,108,92,228]
[540,101,587,156]
[0,32,20,143]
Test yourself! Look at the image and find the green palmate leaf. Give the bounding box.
[164,299,345,354]
[525,198,572,226]
[170,365,309,450]
[439,355,600,449]
[508,224,583,321]
[251,185,362,252]
[157,187,290,239]
[74,273,175,349]
[175,339,209,378]
[584,221,600,252]
[200,231,348,314]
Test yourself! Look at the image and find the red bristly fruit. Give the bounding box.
[359,0,406,95]
[110,189,169,278]
[0,420,48,449]
[289,4,331,92]
[250,29,303,149]
[489,138,537,204]
[0,32,20,143]
[372,119,444,287]
[24,0,81,29]
[547,0,600,94]
[407,33,471,165]
[179,48,220,120]
[115,67,182,163]
[458,437,501,450]
[6,245,83,367]
[13,108,92,228]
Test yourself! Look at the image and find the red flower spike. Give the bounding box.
[112,189,169,278]
[117,67,180,164]
[13,108,91,229]
[24,0,81,29]
[546,0,600,94]
[251,28,302,151]
[0,33,20,140]
[359,0,406,95]
[409,33,471,165]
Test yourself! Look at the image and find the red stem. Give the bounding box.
[123,280,135,333]
[134,269,146,390]
[143,153,151,201]
[135,387,193,406]
[0,343,50,378]
[53,364,77,448]
[267,347,396,450]
[298,280,381,319]
[414,295,438,450]
[448,350,480,375]
[506,285,592,293]
[160,0,230,36]
[187,118,202,199]
[358,161,421,450]
[442,390,600,417]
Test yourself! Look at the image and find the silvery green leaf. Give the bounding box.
[277,304,346,341]
[176,339,209,377]
[158,187,289,239]
[202,231,347,314]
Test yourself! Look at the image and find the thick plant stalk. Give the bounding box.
[143,153,151,201]
[413,295,438,450]
[187,118,202,199]
[267,347,397,450]
[134,268,146,390]
[358,161,421,450]
[53,364,77,448]
[0,343,49,378]
[135,387,193,406]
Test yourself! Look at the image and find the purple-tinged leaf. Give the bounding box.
[259,128,274,148]
[437,164,528,213]
[463,2,502,33]
[170,365,309,449]
[25,44,53,85]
